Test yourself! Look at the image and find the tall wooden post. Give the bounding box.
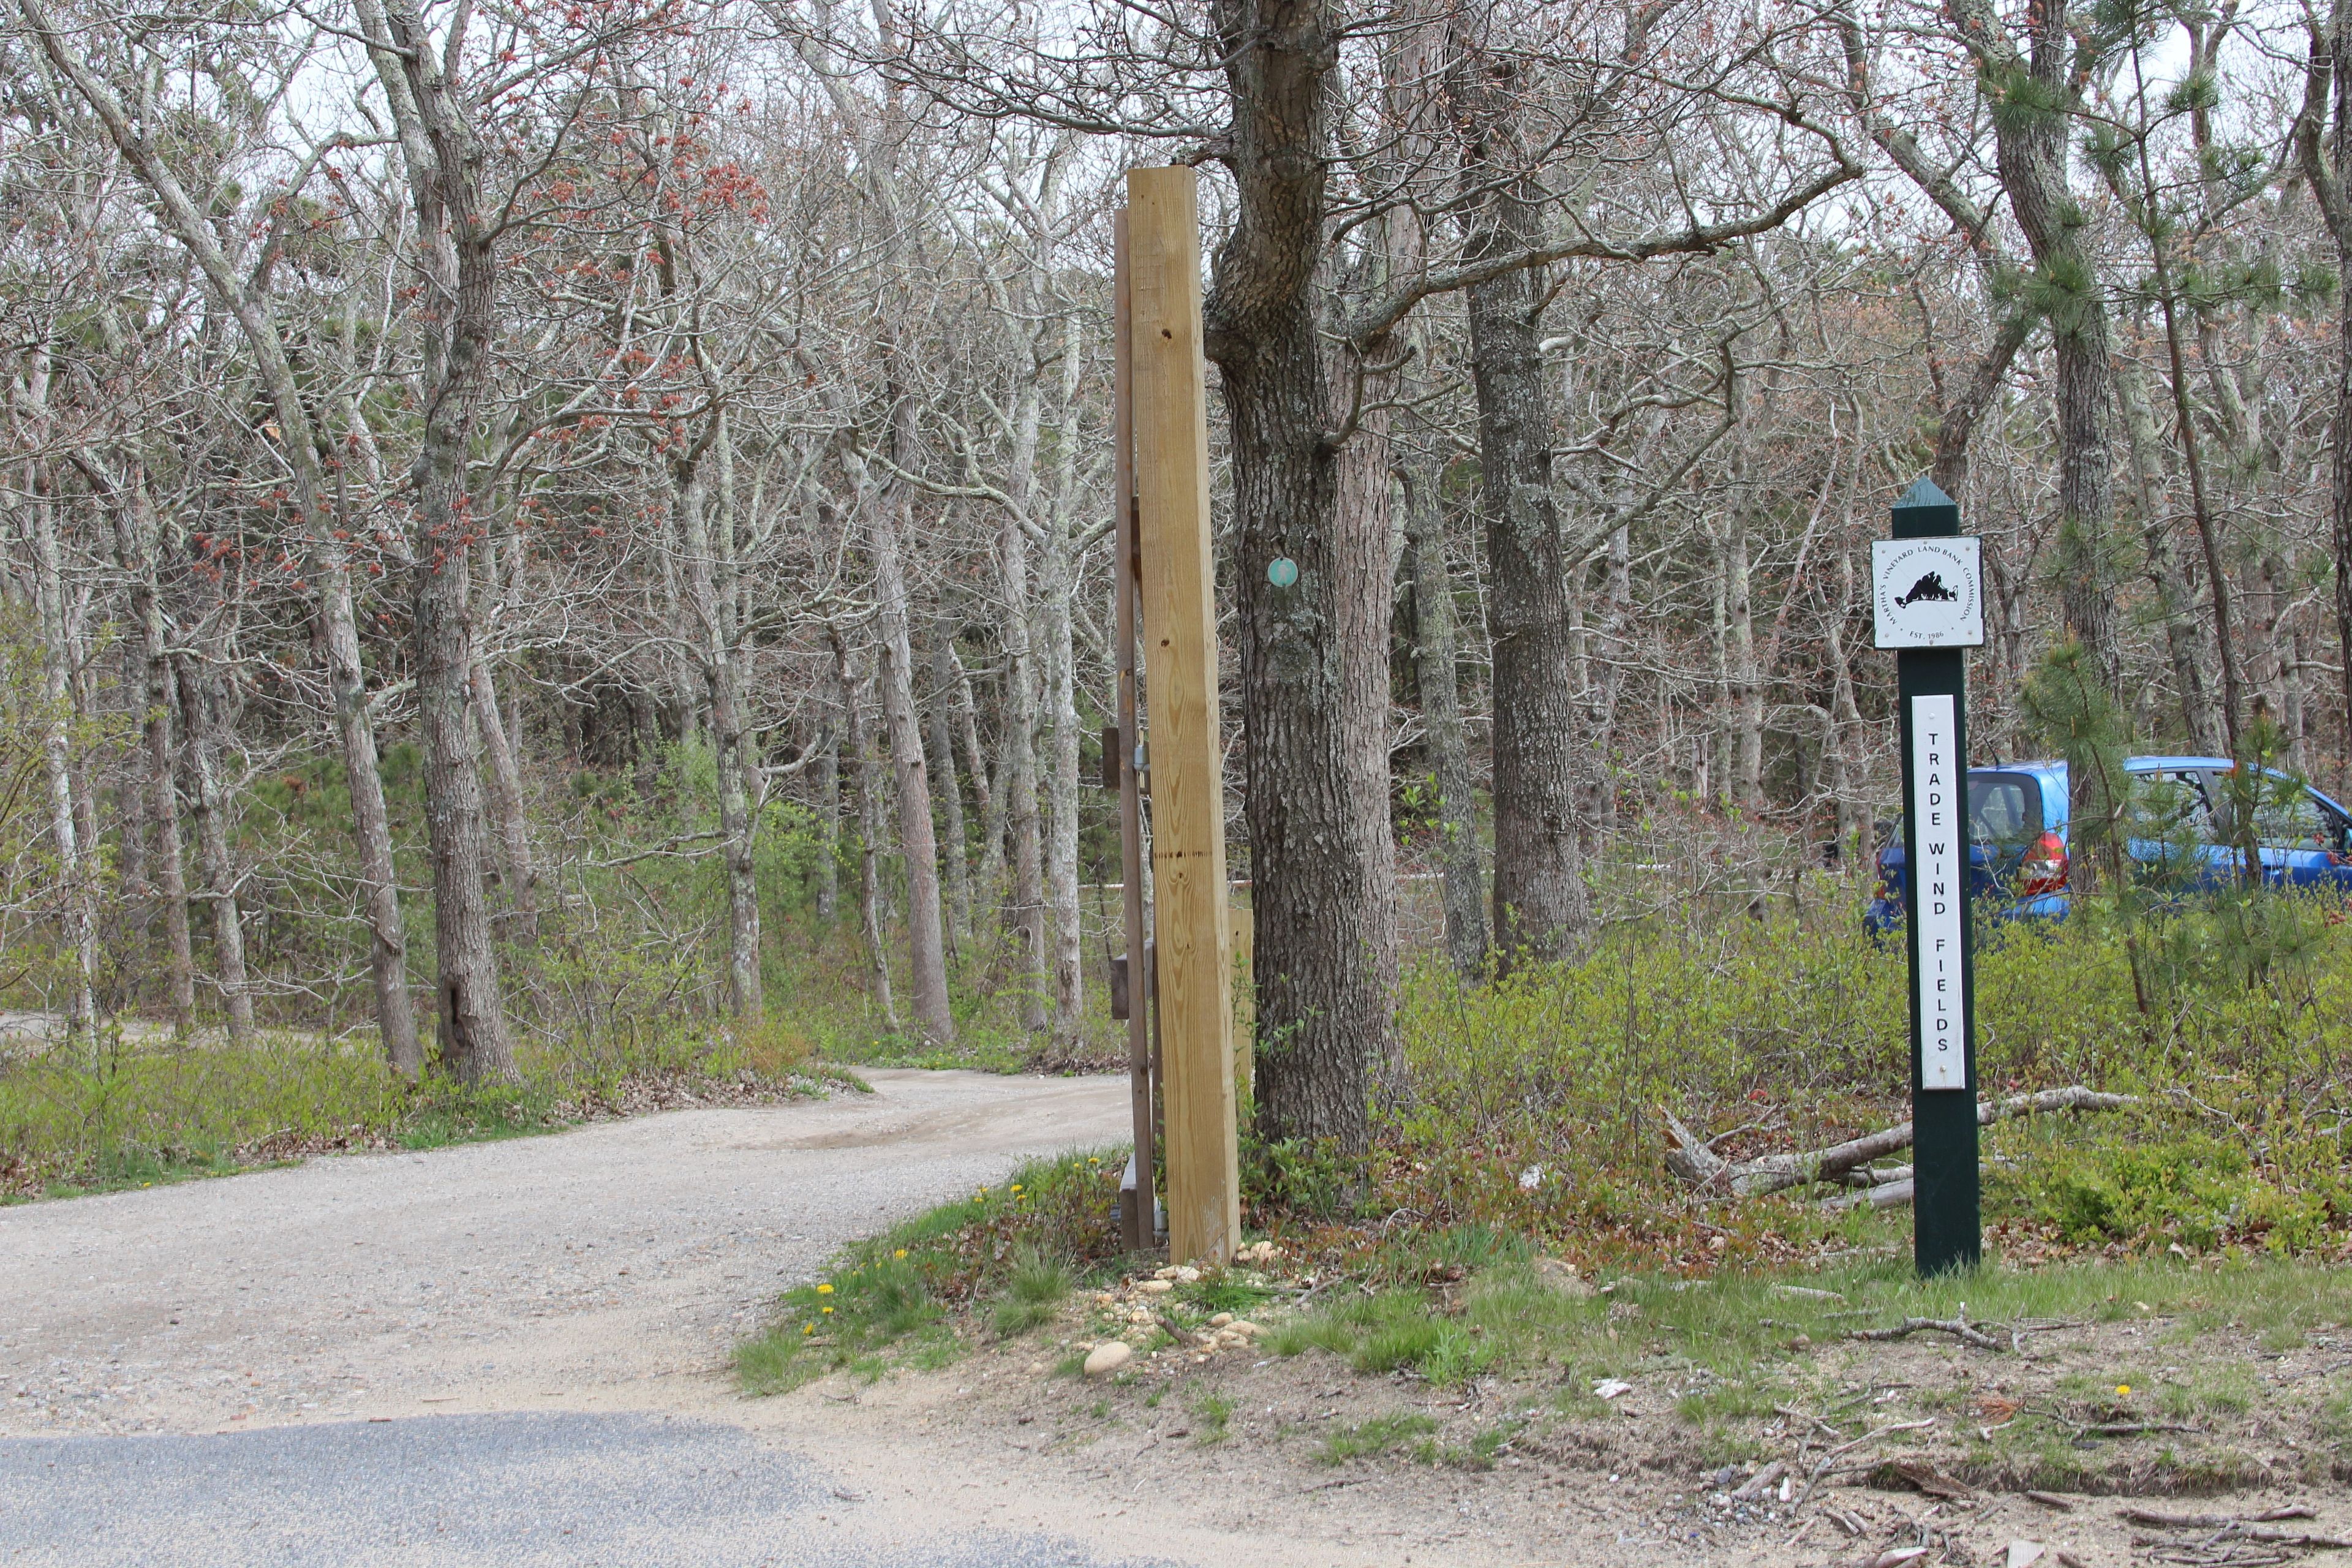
[1110,209,1158,1252]
[1128,165,1238,1265]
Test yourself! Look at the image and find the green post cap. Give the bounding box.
[1891,475,1959,540]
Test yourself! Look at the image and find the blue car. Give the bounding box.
[1865,755,2352,932]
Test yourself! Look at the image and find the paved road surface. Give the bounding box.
[0,1069,1163,1567]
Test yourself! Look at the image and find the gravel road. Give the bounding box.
[0,1068,1165,1567]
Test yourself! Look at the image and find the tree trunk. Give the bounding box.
[676,450,761,1020]
[835,633,898,1030]
[956,648,1008,917]
[1449,24,1591,965]
[23,435,96,1036]
[1204,0,1396,1150]
[997,500,1047,1033]
[1038,318,1087,1045]
[870,468,954,1045]
[1401,459,1487,976]
[928,635,971,951]
[2114,363,2222,754]
[1958,0,2119,686]
[177,655,252,1044]
[812,669,841,922]
[144,627,197,1035]
[360,0,514,1080]
[470,657,538,946]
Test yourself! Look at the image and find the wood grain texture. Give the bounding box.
[1128,165,1238,1265]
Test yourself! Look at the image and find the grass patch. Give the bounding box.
[1319,1412,1437,1465]
[1191,1389,1234,1444]
[990,1243,1074,1338]
[737,1146,1129,1393]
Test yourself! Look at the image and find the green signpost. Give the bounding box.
[1873,477,1985,1276]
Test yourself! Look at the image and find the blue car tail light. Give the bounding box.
[2015,829,2068,897]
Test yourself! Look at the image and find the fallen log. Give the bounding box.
[1662,1088,2136,1199]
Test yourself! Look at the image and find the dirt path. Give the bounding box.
[10,1069,2326,1567]
[0,1068,1129,1441]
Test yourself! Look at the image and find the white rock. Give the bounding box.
[1135,1279,1173,1295]
[1083,1342,1133,1378]
[1227,1319,1264,1337]
[1209,1312,1234,1327]
[2006,1544,2047,1568]
[1591,1378,1635,1401]
[1172,1265,1200,1284]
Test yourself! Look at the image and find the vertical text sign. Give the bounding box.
[1909,693,1966,1090]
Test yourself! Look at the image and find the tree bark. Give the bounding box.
[176,654,252,1044]
[2114,363,2222,754]
[20,419,96,1036]
[1953,0,2120,687]
[997,490,1047,1034]
[113,469,197,1035]
[871,435,955,1044]
[360,0,514,1080]
[2296,5,2352,782]
[676,449,762,1020]
[927,636,971,951]
[1204,0,1396,1150]
[1448,21,1591,965]
[1038,314,1087,1046]
[1401,460,1487,976]
[955,648,1006,907]
[835,631,898,1029]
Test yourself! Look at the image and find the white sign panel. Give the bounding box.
[1909,693,1967,1090]
[1873,537,1985,649]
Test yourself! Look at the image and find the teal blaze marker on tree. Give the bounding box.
[1876,475,1984,1278]
[1266,556,1298,589]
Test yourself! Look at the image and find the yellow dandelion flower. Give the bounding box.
[893,1248,908,1259]
[802,1323,815,1335]
[816,1283,834,1295]
[822,1305,834,1315]
[2115,1383,2133,1397]
[1011,1185,1023,1194]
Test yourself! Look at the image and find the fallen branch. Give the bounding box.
[1663,1088,2135,1198]
[1845,1314,2003,1351]
[2122,1508,2320,1529]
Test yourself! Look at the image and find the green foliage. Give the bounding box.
[990,1242,1075,1337]
[0,1018,820,1199]
[1317,1412,1438,1465]
[1368,865,2351,1259]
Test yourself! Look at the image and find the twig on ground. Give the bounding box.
[1845,1316,2002,1352]
[1790,1417,1936,1510]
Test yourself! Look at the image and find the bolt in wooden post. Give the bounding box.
[1128,165,1238,1265]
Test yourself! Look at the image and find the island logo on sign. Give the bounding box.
[1894,571,1958,608]
[1872,534,1984,650]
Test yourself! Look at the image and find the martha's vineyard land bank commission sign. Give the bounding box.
[1871,536,1985,650]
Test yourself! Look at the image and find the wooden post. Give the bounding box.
[1111,209,1158,1253]
[1128,165,1238,1265]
